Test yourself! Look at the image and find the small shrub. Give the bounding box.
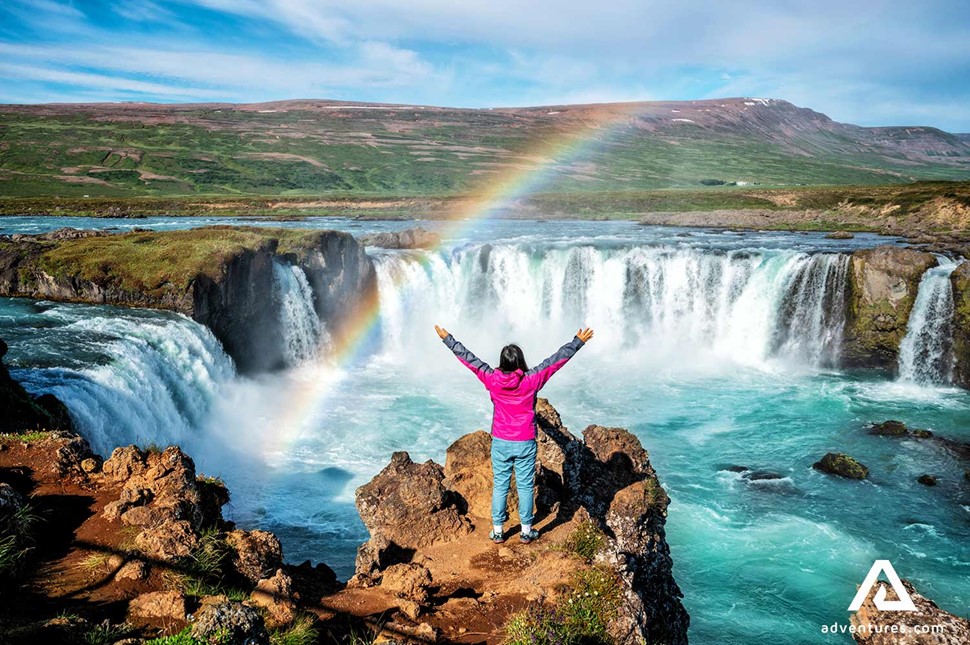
[0,431,50,443]
[271,614,319,645]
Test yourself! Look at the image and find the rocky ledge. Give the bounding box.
[851,579,970,644]
[0,226,376,372]
[0,399,689,644]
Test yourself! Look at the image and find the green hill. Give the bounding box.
[0,97,968,198]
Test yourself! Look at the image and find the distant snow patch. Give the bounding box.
[672,118,695,123]
[671,109,680,112]
[547,111,561,115]
[744,98,774,106]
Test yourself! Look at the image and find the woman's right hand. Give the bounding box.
[435,325,450,339]
[577,327,594,343]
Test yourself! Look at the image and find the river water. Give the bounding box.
[2,217,968,644]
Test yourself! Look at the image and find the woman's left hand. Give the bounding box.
[434,324,449,339]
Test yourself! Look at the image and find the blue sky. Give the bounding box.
[1,0,968,131]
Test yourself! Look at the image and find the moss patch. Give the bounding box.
[17,226,331,298]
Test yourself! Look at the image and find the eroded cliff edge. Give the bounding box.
[0,399,690,644]
[0,226,376,372]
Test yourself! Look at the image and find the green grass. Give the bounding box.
[82,621,135,645]
[144,627,207,645]
[169,529,247,601]
[3,226,338,301]
[270,614,319,645]
[505,566,623,645]
[1,102,967,200]
[559,520,606,561]
[0,431,52,443]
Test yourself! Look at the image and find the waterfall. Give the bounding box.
[898,258,960,384]
[373,244,850,369]
[12,307,235,456]
[273,260,323,365]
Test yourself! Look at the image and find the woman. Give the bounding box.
[435,324,594,544]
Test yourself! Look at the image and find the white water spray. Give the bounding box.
[14,309,235,455]
[898,257,961,384]
[273,260,323,365]
[374,245,850,369]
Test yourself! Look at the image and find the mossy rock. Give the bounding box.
[869,420,910,436]
[843,246,937,370]
[951,262,970,388]
[812,452,869,479]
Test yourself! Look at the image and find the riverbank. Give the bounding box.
[1,181,969,239]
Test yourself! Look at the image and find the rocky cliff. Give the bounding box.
[0,400,690,644]
[0,227,376,372]
[843,246,938,370]
[349,399,690,645]
[0,337,73,433]
[950,262,970,388]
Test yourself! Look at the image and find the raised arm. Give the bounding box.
[524,327,593,390]
[436,325,493,385]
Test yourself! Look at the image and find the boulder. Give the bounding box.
[869,420,910,436]
[128,590,186,620]
[813,453,869,479]
[843,246,937,370]
[0,482,25,516]
[851,579,970,644]
[102,446,147,483]
[250,569,297,627]
[360,228,442,250]
[114,559,149,582]
[355,451,470,562]
[134,520,199,561]
[379,563,433,603]
[826,231,855,239]
[226,529,284,584]
[917,474,938,486]
[191,599,269,645]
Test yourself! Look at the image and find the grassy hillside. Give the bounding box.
[1,98,968,198]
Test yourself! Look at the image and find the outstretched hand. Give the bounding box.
[577,327,594,343]
[434,324,449,340]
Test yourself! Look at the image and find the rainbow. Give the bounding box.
[264,104,642,444]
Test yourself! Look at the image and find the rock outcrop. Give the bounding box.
[0,227,376,373]
[851,579,970,644]
[359,227,442,250]
[813,452,869,479]
[950,262,970,388]
[353,399,690,645]
[0,338,73,433]
[843,246,937,370]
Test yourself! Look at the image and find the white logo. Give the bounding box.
[848,560,917,612]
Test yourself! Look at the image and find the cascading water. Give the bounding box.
[273,259,323,365]
[898,257,961,384]
[374,244,850,369]
[7,302,235,455]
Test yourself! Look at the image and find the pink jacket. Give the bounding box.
[443,334,585,441]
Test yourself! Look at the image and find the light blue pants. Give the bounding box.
[491,436,537,527]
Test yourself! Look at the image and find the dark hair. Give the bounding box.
[499,344,528,372]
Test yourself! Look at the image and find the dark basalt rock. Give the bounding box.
[916,474,937,486]
[813,452,869,479]
[0,337,74,433]
[359,227,441,250]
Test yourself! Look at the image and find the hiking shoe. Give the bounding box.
[489,529,505,544]
[520,528,539,544]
